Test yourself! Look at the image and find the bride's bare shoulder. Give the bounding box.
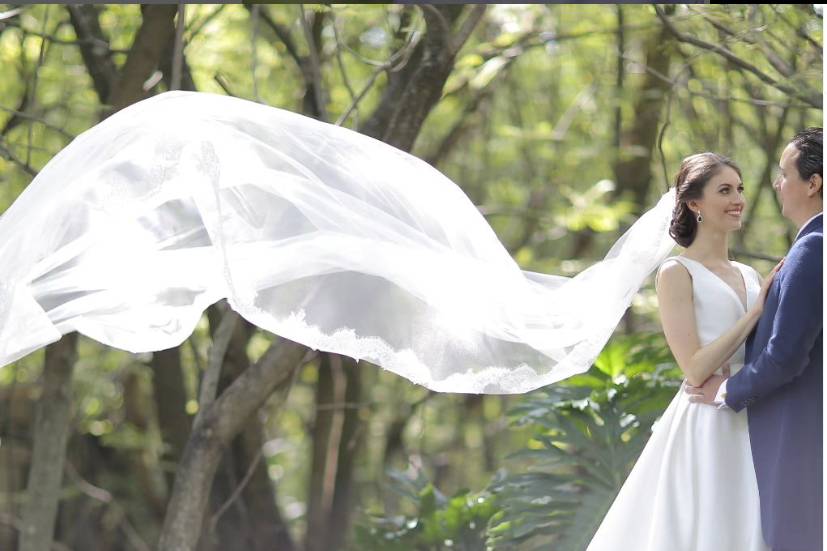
[656,258,692,294]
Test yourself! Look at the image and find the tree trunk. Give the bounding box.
[612,13,674,212]
[152,347,192,495]
[160,27,196,92]
[361,5,476,148]
[19,332,78,551]
[569,10,673,261]
[0,384,38,551]
[118,368,168,525]
[201,307,296,551]
[108,5,178,113]
[157,338,306,551]
[66,5,118,104]
[304,354,363,551]
[328,358,362,547]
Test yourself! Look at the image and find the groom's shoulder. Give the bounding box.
[794,231,822,252]
[786,232,822,277]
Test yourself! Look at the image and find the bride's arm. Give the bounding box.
[656,262,767,387]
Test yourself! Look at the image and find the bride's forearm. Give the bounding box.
[682,308,762,386]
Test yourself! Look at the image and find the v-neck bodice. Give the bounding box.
[678,256,750,311]
[660,256,761,372]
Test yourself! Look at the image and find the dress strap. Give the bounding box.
[656,255,695,286]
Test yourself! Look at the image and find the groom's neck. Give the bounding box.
[794,203,823,230]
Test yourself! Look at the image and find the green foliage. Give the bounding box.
[486,333,679,551]
[355,333,679,551]
[555,179,636,233]
[353,468,501,551]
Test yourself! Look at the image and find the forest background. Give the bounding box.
[0,4,822,551]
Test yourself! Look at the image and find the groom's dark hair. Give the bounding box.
[790,127,822,198]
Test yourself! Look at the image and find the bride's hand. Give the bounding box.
[753,258,784,314]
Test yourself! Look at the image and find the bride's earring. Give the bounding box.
[696,211,703,223]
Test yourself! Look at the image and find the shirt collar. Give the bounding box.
[795,212,823,241]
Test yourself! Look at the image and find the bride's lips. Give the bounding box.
[725,209,743,218]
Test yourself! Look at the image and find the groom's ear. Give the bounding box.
[807,173,823,199]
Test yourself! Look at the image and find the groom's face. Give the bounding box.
[774,144,810,222]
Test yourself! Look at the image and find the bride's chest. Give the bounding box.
[691,268,753,316]
[708,268,747,302]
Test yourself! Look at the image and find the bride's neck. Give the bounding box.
[684,228,730,264]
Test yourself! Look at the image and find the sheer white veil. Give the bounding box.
[0,92,676,394]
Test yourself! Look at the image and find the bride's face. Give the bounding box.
[690,166,745,233]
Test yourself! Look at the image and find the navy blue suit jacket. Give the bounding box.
[726,214,823,551]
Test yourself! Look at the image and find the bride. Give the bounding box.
[588,152,781,550]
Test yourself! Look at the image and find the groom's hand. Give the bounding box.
[685,373,727,406]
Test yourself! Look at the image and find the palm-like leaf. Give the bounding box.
[487,333,679,550]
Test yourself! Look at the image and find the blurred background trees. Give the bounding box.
[0,4,821,551]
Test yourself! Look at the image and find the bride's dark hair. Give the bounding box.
[669,152,742,247]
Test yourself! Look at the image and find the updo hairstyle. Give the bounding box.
[669,153,742,247]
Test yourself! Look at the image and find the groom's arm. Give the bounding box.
[724,234,822,412]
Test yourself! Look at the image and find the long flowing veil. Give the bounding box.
[0,91,676,394]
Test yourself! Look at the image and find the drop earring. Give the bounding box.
[696,211,703,223]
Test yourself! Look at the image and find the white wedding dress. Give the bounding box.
[587,256,769,551]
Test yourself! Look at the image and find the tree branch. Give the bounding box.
[184,4,225,42]
[331,13,358,126]
[731,248,784,263]
[66,5,118,103]
[362,5,472,150]
[250,3,262,102]
[621,51,811,109]
[654,5,821,109]
[0,138,38,177]
[770,4,823,56]
[0,85,30,137]
[25,5,52,168]
[170,4,186,91]
[246,3,302,72]
[108,5,178,113]
[450,4,486,56]
[208,449,263,533]
[193,310,238,430]
[157,337,307,551]
[0,7,23,22]
[299,5,328,122]
[213,73,238,97]
[19,333,78,551]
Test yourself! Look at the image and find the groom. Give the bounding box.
[688,127,823,551]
